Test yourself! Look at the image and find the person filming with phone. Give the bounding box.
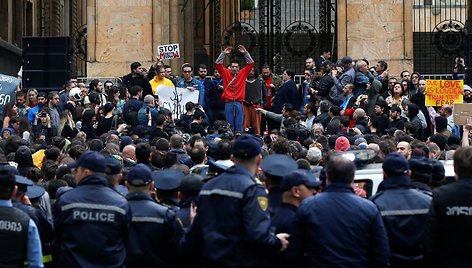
[32,107,57,145]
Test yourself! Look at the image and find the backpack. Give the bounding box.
[124,104,139,126]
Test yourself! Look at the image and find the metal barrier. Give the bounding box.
[77,77,123,86]
[293,74,465,85]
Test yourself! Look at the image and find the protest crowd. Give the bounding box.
[2,43,472,267]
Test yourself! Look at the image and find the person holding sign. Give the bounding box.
[215,45,255,133]
[150,65,174,95]
[177,64,203,107]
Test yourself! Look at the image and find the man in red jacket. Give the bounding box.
[215,45,254,133]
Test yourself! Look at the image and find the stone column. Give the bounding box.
[336,0,413,75]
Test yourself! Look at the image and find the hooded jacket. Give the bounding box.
[367,79,383,117]
[14,146,35,176]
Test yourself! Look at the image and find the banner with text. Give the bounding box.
[425,79,463,106]
[0,74,20,116]
[154,85,199,118]
[157,44,180,60]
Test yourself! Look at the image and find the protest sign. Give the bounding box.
[0,74,20,116]
[425,79,463,106]
[453,103,472,125]
[157,44,180,60]
[154,85,199,118]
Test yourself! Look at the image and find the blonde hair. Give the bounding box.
[26,88,38,107]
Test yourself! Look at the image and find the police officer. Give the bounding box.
[125,164,185,267]
[409,157,433,196]
[176,173,204,231]
[12,176,54,267]
[424,146,472,267]
[271,170,319,234]
[185,134,289,267]
[260,154,298,214]
[54,151,131,267]
[288,156,390,267]
[370,153,432,267]
[270,169,319,268]
[0,166,43,267]
[153,169,184,212]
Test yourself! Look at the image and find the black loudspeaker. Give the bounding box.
[22,37,72,91]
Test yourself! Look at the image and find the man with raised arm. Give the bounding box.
[215,45,255,133]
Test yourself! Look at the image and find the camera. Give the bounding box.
[40,112,47,118]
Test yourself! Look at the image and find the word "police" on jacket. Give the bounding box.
[73,210,115,222]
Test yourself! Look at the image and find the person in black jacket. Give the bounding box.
[388,106,405,131]
[312,64,334,101]
[189,108,207,137]
[122,62,153,98]
[149,114,169,142]
[424,146,472,267]
[32,107,57,145]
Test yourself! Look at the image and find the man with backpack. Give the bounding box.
[123,85,144,126]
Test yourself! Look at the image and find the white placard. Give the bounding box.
[154,85,199,118]
[157,43,180,60]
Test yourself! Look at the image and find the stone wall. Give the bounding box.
[337,0,413,75]
[87,0,190,78]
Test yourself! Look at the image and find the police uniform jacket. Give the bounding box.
[270,202,297,268]
[271,202,297,234]
[370,175,432,263]
[186,165,282,267]
[268,187,283,216]
[53,174,131,267]
[288,182,390,268]
[176,196,198,231]
[126,192,185,268]
[423,177,472,267]
[13,198,54,263]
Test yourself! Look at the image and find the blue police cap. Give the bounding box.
[153,169,184,191]
[15,175,33,186]
[68,151,106,173]
[202,159,228,182]
[232,134,262,158]
[382,152,409,176]
[0,166,17,186]
[105,156,122,175]
[127,164,153,187]
[281,170,319,192]
[260,154,298,177]
[409,156,432,178]
[26,185,45,202]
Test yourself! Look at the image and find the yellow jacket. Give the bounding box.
[150,77,174,94]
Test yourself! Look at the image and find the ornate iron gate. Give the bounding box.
[194,0,337,74]
[412,0,468,74]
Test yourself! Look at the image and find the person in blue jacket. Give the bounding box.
[125,164,185,267]
[273,69,300,113]
[54,151,131,267]
[288,155,390,267]
[370,153,432,267]
[184,134,289,267]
